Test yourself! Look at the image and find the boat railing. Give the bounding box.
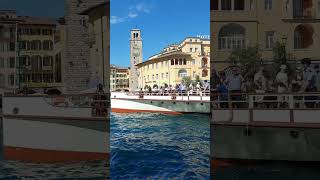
[129,90,210,100]
[211,92,320,110]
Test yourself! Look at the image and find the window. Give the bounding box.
[202,69,208,77]
[192,59,196,65]
[190,48,192,52]
[161,73,164,78]
[171,59,174,65]
[30,40,41,50]
[9,57,15,68]
[0,58,4,68]
[195,48,198,52]
[19,41,27,50]
[250,0,254,10]
[178,69,188,78]
[42,29,53,35]
[30,28,41,35]
[221,0,232,10]
[9,42,15,51]
[43,40,53,50]
[218,23,246,50]
[156,74,158,80]
[0,74,5,88]
[8,74,14,86]
[211,0,219,10]
[166,72,169,78]
[43,56,53,66]
[264,0,272,10]
[265,31,274,49]
[183,59,187,65]
[175,59,178,65]
[152,74,154,80]
[234,0,245,10]
[294,24,314,49]
[179,59,182,65]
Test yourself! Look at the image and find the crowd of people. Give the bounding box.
[212,58,320,108]
[142,80,210,96]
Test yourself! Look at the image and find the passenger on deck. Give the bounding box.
[196,82,201,95]
[216,79,229,108]
[225,66,244,108]
[291,67,305,108]
[302,58,315,88]
[276,64,289,108]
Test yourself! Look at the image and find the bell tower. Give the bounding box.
[129,29,143,91]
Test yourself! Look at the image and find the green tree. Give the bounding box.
[229,46,261,79]
[194,75,202,86]
[182,76,192,87]
[273,41,287,65]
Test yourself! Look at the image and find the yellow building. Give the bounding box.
[211,0,320,70]
[137,37,210,89]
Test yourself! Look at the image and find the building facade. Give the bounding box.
[137,37,210,89]
[129,29,143,91]
[64,0,107,93]
[0,10,64,91]
[110,65,129,92]
[0,10,19,91]
[211,0,320,71]
[80,1,109,90]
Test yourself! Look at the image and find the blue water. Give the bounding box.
[0,160,108,179]
[110,113,210,179]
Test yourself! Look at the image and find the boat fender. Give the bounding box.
[12,107,19,115]
[290,131,299,139]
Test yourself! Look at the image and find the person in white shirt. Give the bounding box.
[302,58,315,87]
[225,66,244,107]
[276,64,289,93]
[254,66,267,93]
[196,82,201,95]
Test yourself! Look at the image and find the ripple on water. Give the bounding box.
[110,113,210,179]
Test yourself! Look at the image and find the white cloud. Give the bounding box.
[111,2,153,24]
[110,16,127,24]
[128,11,138,18]
[135,3,152,13]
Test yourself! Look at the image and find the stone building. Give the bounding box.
[129,29,143,91]
[80,1,109,90]
[0,10,64,91]
[0,10,19,91]
[110,65,129,92]
[137,37,210,89]
[63,0,107,93]
[211,0,320,71]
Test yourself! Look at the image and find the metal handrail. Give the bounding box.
[211,92,320,109]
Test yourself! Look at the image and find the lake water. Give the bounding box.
[110,113,210,179]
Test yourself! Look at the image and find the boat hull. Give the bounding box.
[2,96,109,163]
[211,123,320,165]
[111,98,210,114]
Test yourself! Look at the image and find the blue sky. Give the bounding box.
[0,0,210,68]
[0,0,64,17]
[111,0,210,67]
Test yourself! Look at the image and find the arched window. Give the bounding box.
[202,69,208,77]
[178,69,187,78]
[218,23,246,50]
[202,57,208,67]
[294,24,314,49]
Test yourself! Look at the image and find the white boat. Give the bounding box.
[111,90,210,114]
[1,93,109,163]
[211,92,320,166]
